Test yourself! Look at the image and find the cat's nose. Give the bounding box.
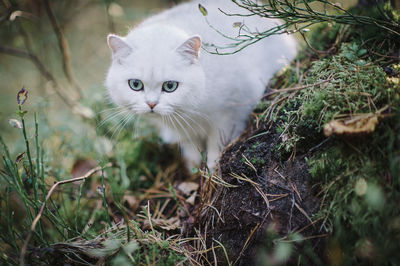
[147,101,158,109]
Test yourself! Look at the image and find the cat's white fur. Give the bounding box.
[105,0,297,169]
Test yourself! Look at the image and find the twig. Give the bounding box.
[296,24,335,55]
[42,0,83,99]
[0,45,76,108]
[233,223,260,265]
[263,79,332,98]
[19,163,112,266]
[369,49,400,60]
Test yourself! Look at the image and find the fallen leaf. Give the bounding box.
[123,194,139,211]
[323,114,380,137]
[146,217,180,231]
[8,119,22,129]
[71,159,97,178]
[186,191,197,205]
[177,181,199,196]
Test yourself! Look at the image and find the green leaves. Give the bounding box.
[198,4,207,16]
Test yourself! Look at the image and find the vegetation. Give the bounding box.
[1,0,400,265]
[0,88,196,264]
[252,4,400,263]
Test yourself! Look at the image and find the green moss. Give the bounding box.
[256,15,400,263]
[263,42,395,156]
[306,110,400,263]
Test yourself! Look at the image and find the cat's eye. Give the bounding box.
[128,79,144,91]
[162,81,179,93]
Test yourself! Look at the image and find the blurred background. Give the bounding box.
[0,0,185,168]
[0,0,356,166]
[3,1,399,265]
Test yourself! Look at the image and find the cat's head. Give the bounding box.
[105,25,206,116]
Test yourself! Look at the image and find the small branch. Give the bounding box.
[42,0,83,99]
[295,24,334,55]
[19,162,112,266]
[0,45,94,118]
[263,79,332,98]
[0,45,76,108]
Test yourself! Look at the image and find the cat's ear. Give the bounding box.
[107,34,132,60]
[176,35,202,63]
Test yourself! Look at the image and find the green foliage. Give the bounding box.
[307,112,400,264]
[0,97,82,264]
[264,42,394,156]
[205,0,400,54]
[256,15,400,265]
[0,92,189,265]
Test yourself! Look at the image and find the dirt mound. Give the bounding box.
[198,123,322,264]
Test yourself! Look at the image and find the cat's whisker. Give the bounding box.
[182,108,212,125]
[98,110,129,129]
[161,115,167,131]
[177,110,208,136]
[101,102,136,117]
[108,112,129,138]
[97,105,124,115]
[114,112,134,140]
[109,111,132,140]
[167,114,182,145]
[97,108,130,129]
[171,113,194,146]
[102,93,117,105]
[173,111,202,137]
[131,114,142,139]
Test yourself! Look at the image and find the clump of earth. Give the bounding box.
[195,122,323,264]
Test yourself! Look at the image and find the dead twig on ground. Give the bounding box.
[19,163,112,266]
[263,79,332,98]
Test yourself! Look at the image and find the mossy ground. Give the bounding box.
[248,13,400,264]
[1,2,400,265]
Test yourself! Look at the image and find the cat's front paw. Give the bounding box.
[181,143,202,170]
[206,148,220,171]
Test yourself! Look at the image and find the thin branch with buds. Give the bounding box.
[19,163,112,266]
[42,0,83,99]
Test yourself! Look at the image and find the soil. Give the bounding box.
[197,121,322,265]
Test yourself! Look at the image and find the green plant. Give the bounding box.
[200,0,400,54]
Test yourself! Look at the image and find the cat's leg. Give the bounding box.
[206,116,247,170]
[206,133,221,170]
[181,142,202,170]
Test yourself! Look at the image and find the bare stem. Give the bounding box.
[263,79,332,98]
[42,0,83,99]
[19,162,112,266]
[0,45,78,108]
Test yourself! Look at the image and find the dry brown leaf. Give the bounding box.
[123,194,139,211]
[177,181,199,196]
[186,191,197,205]
[71,159,98,178]
[143,217,180,231]
[323,114,380,137]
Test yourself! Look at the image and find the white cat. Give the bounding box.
[105,0,297,170]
